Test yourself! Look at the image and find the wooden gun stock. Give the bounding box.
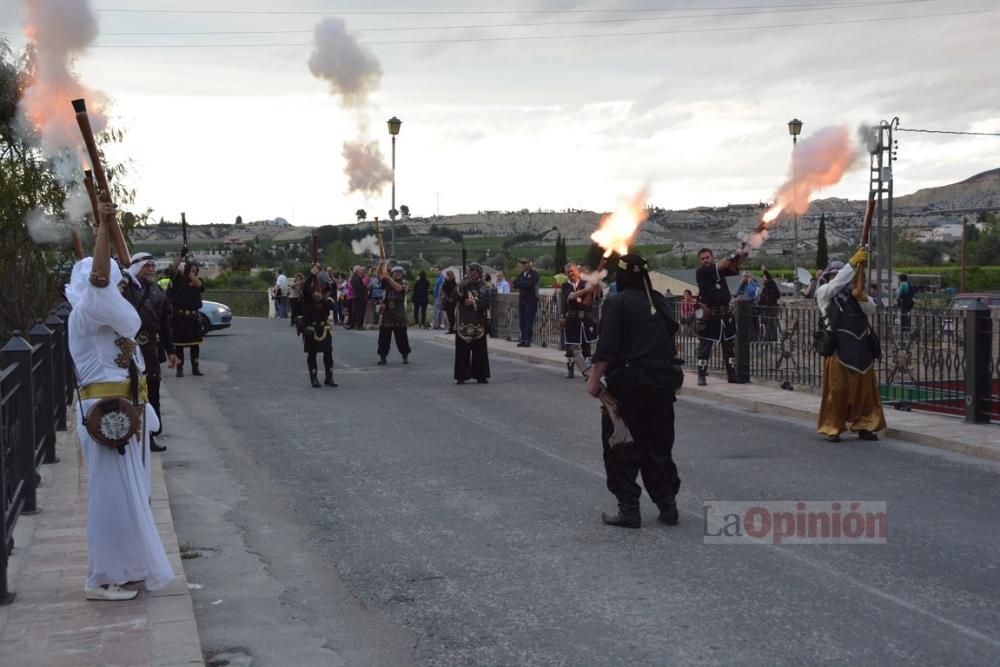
[854,192,876,294]
[73,99,131,267]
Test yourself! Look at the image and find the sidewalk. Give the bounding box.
[0,422,203,666]
[437,332,1000,462]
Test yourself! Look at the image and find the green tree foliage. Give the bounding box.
[815,213,829,270]
[223,246,257,272]
[399,204,410,219]
[355,208,367,222]
[428,224,463,242]
[553,233,567,270]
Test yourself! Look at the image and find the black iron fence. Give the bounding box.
[488,295,998,424]
[0,306,74,604]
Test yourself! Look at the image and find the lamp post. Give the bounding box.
[787,118,803,287]
[387,116,402,259]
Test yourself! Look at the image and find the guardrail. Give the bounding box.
[203,290,269,318]
[0,306,74,604]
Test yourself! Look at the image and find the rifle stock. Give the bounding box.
[854,192,876,294]
[72,99,131,267]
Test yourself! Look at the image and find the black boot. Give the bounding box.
[149,435,167,453]
[324,370,338,387]
[377,355,387,366]
[402,355,409,365]
[566,360,575,379]
[192,361,203,376]
[601,502,641,529]
[176,364,184,378]
[310,370,321,388]
[657,498,679,526]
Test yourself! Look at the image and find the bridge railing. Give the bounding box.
[0,307,74,604]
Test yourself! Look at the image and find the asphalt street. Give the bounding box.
[159,316,1000,666]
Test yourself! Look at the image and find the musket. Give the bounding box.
[83,170,100,227]
[461,244,467,281]
[181,212,189,258]
[372,216,387,261]
[72,99,131,267]
[854,191,876,294]
[311,232,319,265]
[573,353,633,447]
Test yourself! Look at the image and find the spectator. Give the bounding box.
[288,273,305,326]
[897,273,914,334]
[496,272,511,295]
[735,271,759,302]
[441,270,459,333]
[431,266,445,330]
[680,289,697,335]
[512,257,540,347]
[412,270,430,328]
[274,271,289,319]
[350,266,368,329]
[757,267,781,341]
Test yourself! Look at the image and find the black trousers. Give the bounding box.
[602,388,679,506]
[454,336,490,381]
[445,303,457,332]
[696,337,735,372]
[176,345,200,365]
[141,346,162,435]
[378,325,412,357]
[413,303,428,326]
[352,298,367,329]
[307,349,333,373]
[518,299,537,343]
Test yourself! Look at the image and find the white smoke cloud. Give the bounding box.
[25,207,71,244]
[308,18,383,109]
[342,141,393,197]
[308,17,393,198]
[351,234,380,256]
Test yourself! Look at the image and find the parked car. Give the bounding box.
[199,300,232,335]
[941,293,1000,336]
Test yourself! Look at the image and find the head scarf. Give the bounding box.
[819,260,845,285]
[127,252,156,284]
[615,253,656,316]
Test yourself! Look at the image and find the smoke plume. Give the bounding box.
[308,17,393,198]
[342,141,394,196]
[351,234,380,256]
[17,0,108,173]
[26,207,72,244]
[308,18,383,108]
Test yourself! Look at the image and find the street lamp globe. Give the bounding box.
[387,116,402,136]
[787,118,803,137]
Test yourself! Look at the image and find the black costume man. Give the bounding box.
[169,259,205,377]
[560,262,599,379]
[376,263,411,365]
[587,254,683,529]
[299,266,338,388]
[121,252,177,452]
[454,263,491,384]
[694,245,748,385]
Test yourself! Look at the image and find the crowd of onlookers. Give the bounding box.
[268,264,517,333]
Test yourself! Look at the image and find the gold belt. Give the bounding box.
[79,377,148,403]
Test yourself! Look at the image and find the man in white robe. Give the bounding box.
[66,244,174,601]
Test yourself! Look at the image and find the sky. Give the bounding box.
[3,0,999,227]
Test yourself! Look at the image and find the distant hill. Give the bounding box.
[132,167,999,255]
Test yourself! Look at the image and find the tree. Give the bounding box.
[355,208,367,222]
[815,213,829,270]
[223,246,256,272]
[553,233,568,270]
[235,215,243,225]
[400,204,410,219]
[583,243,604,271]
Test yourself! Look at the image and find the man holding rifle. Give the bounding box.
[121,251,177,452]
[376,263,411,365]
[694,245,748,385]
[586,254,683,529]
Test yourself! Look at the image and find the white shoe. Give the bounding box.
[85,584,139,601]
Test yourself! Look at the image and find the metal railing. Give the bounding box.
[0,307,74,604]
[203,290,269,318]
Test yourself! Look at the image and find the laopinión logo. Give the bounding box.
[704,501,887,545]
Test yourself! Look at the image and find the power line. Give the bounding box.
[5,0,940,36]
[897,127,1000,137]
[92,0,937,16]
[1,4,990,48]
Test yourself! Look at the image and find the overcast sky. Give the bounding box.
[3,0,999,226]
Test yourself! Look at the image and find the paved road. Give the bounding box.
[160,317,1000,666]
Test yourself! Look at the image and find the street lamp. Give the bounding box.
[788,118,803,287]
[387,116,402,259]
